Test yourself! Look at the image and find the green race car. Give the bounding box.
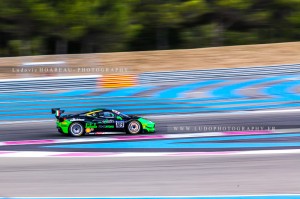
[51,108,156,136]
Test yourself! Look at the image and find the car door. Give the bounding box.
[92,111,116,132]
[114,113,126,132]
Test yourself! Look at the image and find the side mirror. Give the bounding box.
[116,116,123,120]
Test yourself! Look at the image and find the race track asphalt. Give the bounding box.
[1,110,300,142]
[1,110,300,197]
[0,154,299,197]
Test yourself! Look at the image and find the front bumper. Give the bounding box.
[138,117,156,133]
[143,123,156,133]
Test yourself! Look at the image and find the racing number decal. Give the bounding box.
[116,121,125,128]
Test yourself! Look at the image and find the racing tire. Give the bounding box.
[69,122,85,137]
[126,120,142,135]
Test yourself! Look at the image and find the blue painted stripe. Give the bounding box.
[0,96,292,111]
[3,75,300,120]
[50,142,300,149]
[45,133,300,149]
[211,75,293,99]
[0,99,297,115]
[54,89,95,97]
[155,80,224,98]
[101,86,156,97]
[0,99,292,115]
[3,102,300,120]
[0,96,253,107]
[264,80,300,100]
[0,97,179,105]
[0,90,294,111]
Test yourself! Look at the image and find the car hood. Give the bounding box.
[128,115,141,119]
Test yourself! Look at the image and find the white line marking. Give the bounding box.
[22,61,66,66]
[1,149,300,157]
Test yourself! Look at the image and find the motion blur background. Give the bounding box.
[1,0,300,56]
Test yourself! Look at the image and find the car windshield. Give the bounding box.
[112,109,130,118]
[103,112,114,118]
[119,112,130,118]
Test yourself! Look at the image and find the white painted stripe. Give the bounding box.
[0,151,65,157]
[22,61,66,66]
[277,128,300,133]
[1,149,300,157]
[233,149,300,155]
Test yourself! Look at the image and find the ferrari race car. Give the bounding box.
[51,108,156,136]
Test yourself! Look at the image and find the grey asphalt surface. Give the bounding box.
[1,111,300,197]
[0,154,299,197]
[1,110,300,142]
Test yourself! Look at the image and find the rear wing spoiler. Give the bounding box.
[51,108,65,119]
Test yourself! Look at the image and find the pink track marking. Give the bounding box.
[4,139,56,146]
[0,130,275,147]
[223,131,272,136]
[115,135,165,140]
[0,151,13,155]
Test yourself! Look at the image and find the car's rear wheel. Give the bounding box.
[126,120,142,135]
[69,122,85,137]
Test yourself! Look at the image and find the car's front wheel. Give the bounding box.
[126,120,142,135]
[69,122,85,137]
